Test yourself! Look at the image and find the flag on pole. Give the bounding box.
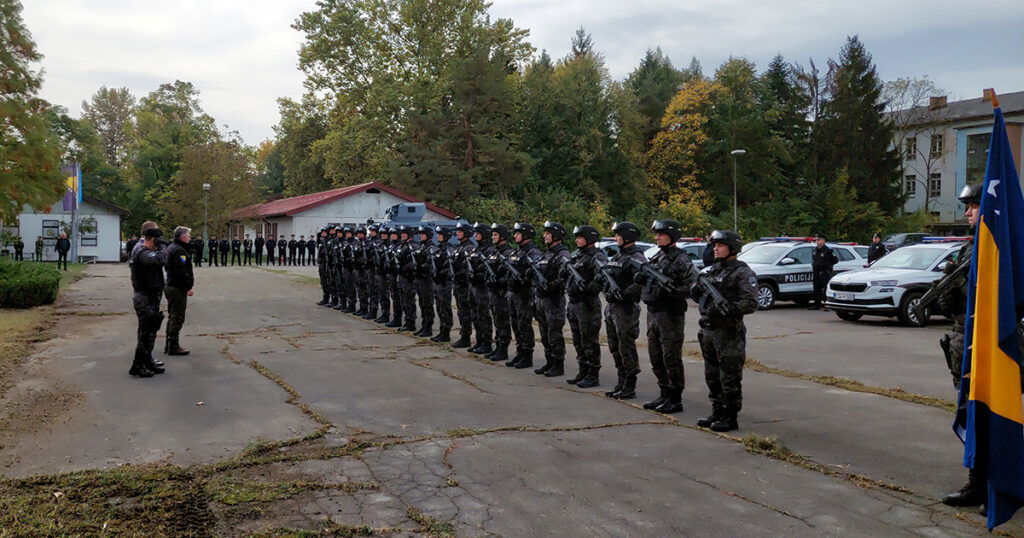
[955,91,1024,530]
[60,163,81,211]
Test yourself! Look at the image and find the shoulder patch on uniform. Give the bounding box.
[180,255,188,264]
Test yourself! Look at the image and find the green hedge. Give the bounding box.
[0,259,60,308]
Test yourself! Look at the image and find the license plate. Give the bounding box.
[835,292,854,301]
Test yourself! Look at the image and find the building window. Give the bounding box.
[905,175,916,195]
[929,173,941,198]
[79,216,98,246]
[905,137,917,160]
[930,134,944,156]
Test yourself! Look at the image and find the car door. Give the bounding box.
[832,246,863,272]
[777,246,815,294]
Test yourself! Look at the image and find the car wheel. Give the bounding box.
[835,310,863,322]
[898,291,929,327]
[756,282,777,310]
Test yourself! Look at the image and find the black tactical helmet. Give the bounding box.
[417,225,434,238]
[708,230,743,255]
[387,226,399,235]
[543,221,566,241]
[959,183,983,205]
[512,222,535,240]
[355,226,366,235]
[454,222,472,235]
[367,224,379,233]
[573,225,600,245]
[472,222,491,236]
[651,219,682,242]
[343,226,353,234]
[398,225,413,237]
[435,225,451,239]
[612,221,641,243]
[492,223,511,241]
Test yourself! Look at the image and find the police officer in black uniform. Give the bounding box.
[277,234,288,265]
[129,222,168,378]
[385,227,405,327]
[297,235,307,265]
[413,225,437,337]
[208,234,219,267]
[564,225,607,388]
[243,234,253,265]
[602,222,647,400]
[504,223,539,368]
[287,234,297,266]
[809,234,837,309]
[363,225,382,320]
[639,220,696,414]
[353,227,370,316]
[331,228,347,310]
[431,226,454,342]
[467,223,494,355]
[230,234,242,265]
[255,232,265,265]
[396,226,418,331]
[692,230,759,432]
[219,235,230,266]
[487,224,515,364]
[451,222,476,348]
[191,235,204,267]
[266,235,276,266]
[534,221,571,377]
[164,226,195,356]
[316,227,331,305]
[306,234,317,265]
[866,233,886,264]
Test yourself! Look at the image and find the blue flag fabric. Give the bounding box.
[955,101,1024,530]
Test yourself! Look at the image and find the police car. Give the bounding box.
[595,238,656,259]
[825,241,964,326]
[736,238,867,310]
[643,239,707,268]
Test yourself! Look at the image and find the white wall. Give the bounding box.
[18,200,123,262]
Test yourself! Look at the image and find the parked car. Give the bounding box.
[825,242,964,326]
[643,241,708,268]
[881,233,929,252]
[596,238,656,259]
[737,241,867,310]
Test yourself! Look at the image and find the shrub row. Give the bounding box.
[0,259,60,308]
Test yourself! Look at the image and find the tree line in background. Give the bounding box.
[5,0,940,241]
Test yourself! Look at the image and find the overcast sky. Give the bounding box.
[23,0,1024,145]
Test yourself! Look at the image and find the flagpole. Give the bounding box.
[69,163,79,264]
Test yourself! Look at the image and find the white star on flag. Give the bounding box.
[988,179,1001,197]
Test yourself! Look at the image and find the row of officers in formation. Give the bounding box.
[127,233,319,267]
[313,219,757,433]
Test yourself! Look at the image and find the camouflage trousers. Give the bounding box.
[390,275,403,323]
[376,272,390,319]
[453,279,473,340]
[698,321,747,414]
[471,282,492,345]
[944,317,966,389]
[399,276,417,326]
[132,291,164,363]
[333,266,345,304]
[164,286,189,343]
[605,301,641,378]
[343,267,357,308]
[536,294,567,360]
[568,297,602,373]
[357,267,372,314]
[507,289,534,354]
[416,277,435,330]
[434,280,453,332]
[647,310,685,393]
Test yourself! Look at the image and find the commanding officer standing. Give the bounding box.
[218,235,230,266]
[129,222,167,378]
[692,230,759,432]
[467,223,494,355]
[413,225,436,337]
[265,235,276,266]
[396,226,418,331]
[504,223,539,368]
[277,234,288,265]
[450,223,476,348]
[533,221,571,377]
[208,234,219,267]
[602,222,647,400]
[164,226,195,356]
[808,234,837,310]
[243,234,253,265]
[487,224,515,364]
[866,233,886,264]
[564,225,607,388]
[316,227,330,305]
[639,220,696,414]
[229,235,240,266]
[255,232,265,266]
[288,234,298,266]
[430,226,454,343]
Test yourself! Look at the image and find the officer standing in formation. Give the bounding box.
[255,232,265,265]
[190,235,204,267]
[230,235,241,266]
[306,235,317,265]
[266,235,276,265]
[243,234,253,265]
[288,234,298,265]
[312,219,760,426]
[219,235,230,266]
[208,234,219,267]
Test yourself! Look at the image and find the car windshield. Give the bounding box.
[870,247,949,270]
[738,245,791,264]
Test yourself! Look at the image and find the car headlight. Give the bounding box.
[870,280,898,287]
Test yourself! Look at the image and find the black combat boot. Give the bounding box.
[414,326,432,338]
[534,357,553,375]
[430,330,450,343]
[129,356,154,378]
[489,346,509,362]
[375,314,390,324]
[654,390,683,414]
[612,376,636,400]
[316,295,328,306]
[361,310,376,320]
[332,302,345,311]
[710,413,738,432]
[566,367,586,385]
[543,360,564,377]
[941,470,985,507]
[696,406,722,428]
[355,307,367,316]
[576,369,600,388]
[385,318,402,328]
[399,323,416,332]
[451,335,471,348]
[167,339,190,356]
[470,342,492,355]
[643,388,668,410]
[604,375,625,397]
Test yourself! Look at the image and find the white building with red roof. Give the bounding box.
[229,181,456,241]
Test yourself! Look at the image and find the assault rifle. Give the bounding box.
[497,252,524,283]
[914,256,971,321]
[564,261,586,289]
[526,255,548,288]
[692,268,731,318]
[625,257,678,293]
[594,260,623,297]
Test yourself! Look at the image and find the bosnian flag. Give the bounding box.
[60,163,81,211]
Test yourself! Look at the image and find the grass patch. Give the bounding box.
[253,521,389,537]
[406,507,455,537]
[57,263,87,292]
[745,358,956,413]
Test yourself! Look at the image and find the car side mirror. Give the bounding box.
[779,257,797,266]
[936,261,948,272]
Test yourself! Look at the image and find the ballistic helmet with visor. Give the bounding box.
[708,230,743,254]
[959,183,983,205]
[611,221,641,243]
[651,219,682,242]
[543,221,566,241]
[573,225,600,245]
[492,223,511,241]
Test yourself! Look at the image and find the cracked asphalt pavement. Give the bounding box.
[0,263,1014,536]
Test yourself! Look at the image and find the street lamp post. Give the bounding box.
[730,149,747,232]
[202,183,211,243]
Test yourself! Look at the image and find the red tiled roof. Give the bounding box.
[232,181,457,220]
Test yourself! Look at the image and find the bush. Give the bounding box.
[0,259,60,308]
